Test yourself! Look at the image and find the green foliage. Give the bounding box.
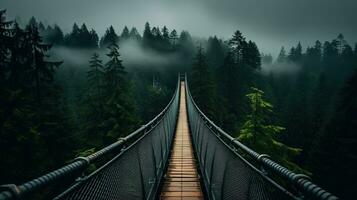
[189,45,216,117]
[238,87,304,172]
[0,12,74,184]
[63,23,98,48]
[100,25,119,48]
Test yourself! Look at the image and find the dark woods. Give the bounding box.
[189,31,357,199]
[1,10,357,199]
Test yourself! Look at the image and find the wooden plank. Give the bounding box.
[160,82,204,200]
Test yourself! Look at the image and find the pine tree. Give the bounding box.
[88,53,104,97]
[243,40,261,69]
[162,26,169,42]
[120,26,130,40]
[102,43,138,144]
[28,16,37,27]
[89,29,99,48]
[143,22,153,46]
[169,29,178,45]
[100,26,119,48]
[288,42,303,63]
[25,23,62,103]
[206,36,225,70]
[38,22,45,32]
[82,53,105,147]
[104,43,125,92]
[277,47,287,63]
[0,13,73,184]
[65,23,80,47]
[229,30,246,64]
[238,87,303,171]
[47,24,64,45]
[129,27,141,40]
[189,45,216,117]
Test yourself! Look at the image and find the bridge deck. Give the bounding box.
[160,81,204,200]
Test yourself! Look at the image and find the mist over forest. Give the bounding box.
[0,1,357,199]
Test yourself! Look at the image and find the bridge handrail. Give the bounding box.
[184,75,338,200]
[0,75,181,200]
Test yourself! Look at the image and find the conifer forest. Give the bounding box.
[0,1,356,199]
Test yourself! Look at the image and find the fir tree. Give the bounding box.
[169,29,178,45]
[143,22,153,46]
[277,46,287,63]
[206,36,225,70]
[189,45,216,117]
[100,26,119,48]
[102,43,138,144]
[243,40,261,69]
[229,30,246,63]
[238,87,303,171]
[25,23,62,102]
[120,26,130,40]
[88,53,104,97]
[129,27,141,40]
[104,43,125,92]
[82,53,105,147]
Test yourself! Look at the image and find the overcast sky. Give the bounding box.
[2,0,357,56]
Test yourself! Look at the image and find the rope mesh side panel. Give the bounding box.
[186,85,296,200]
[53,82,180,200]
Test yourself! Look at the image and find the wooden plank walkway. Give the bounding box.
[160,82,204,200]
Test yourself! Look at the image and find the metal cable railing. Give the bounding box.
[0,76,181,200]
[184,75,339,200]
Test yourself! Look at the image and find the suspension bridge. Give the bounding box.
[0,74,339,200]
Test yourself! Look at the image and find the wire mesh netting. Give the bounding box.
[52,83,180,200]
[185,83,298,200]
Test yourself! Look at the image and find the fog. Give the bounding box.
[261,62,301,75]
[51,40,181,71]
[2,0,357,57]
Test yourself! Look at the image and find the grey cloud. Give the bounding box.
[2,0,357,57]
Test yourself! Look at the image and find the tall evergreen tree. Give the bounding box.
[229,30,246,64]
[129,27,141,40]
[102,43,138,143]
[189,45,216,117]
[162,26,169,42]
[169,29,178,45]
[143,22,153,46]
[89,29,99,48]
[1,13,73,184]
[25,23,62,102]
[104,43,125,91]
[206,36,225,70]
[88,53,104,97]
[238,87,303,171]
[82,53,105,147]
[243,40,261,69]
[46,24,64,45]
[100,26,119,48]
[288,42,303,63]
[277,46,287,63]
[120,26,130,40]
